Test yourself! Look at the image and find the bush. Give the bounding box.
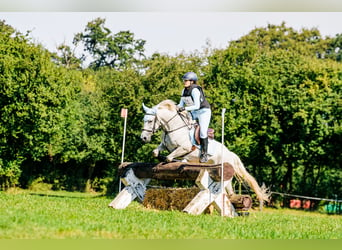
[28,177,53,192]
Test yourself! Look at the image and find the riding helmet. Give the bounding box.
[182,72,198,81]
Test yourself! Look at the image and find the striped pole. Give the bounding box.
[119,108,128,192]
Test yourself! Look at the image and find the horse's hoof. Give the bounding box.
[157,155,167,161]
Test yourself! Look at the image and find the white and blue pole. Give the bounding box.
[221,108,226,216]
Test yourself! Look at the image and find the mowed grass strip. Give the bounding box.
[0,189,340,239]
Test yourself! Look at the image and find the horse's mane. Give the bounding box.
[158,100,177,111]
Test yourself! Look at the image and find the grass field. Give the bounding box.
[0,189,340,239]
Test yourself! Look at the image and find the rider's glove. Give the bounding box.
[177,107,185,112]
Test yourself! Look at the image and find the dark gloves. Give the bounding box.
[177,107,185,112]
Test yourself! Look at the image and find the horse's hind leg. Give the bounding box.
[225,180,235,196]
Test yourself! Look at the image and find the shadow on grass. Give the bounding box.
[28,191,106,199]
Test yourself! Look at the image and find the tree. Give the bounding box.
[326,33,342,62]
[1,19,340,202]
[53,43,82,69]
[73,18,146,70]
[0,20,82,188]
[204,23,342,200]
[141,52,205,103]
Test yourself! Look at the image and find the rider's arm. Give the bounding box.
[185,88,201,111]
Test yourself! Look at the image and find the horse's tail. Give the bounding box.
[229,152,270,206]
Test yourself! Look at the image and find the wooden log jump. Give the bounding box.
[117,161,235,182]
[109,161,248,217]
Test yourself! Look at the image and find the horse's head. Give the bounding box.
[141,100,193,143]
[140,103,161,142]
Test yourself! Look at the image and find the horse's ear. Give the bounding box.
[142,103,149,113]
[142,103,155,114]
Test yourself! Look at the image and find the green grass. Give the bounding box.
[0,189,340,239]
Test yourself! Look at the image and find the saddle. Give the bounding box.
[193,124,215,145]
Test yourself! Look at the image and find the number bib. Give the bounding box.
[181,96,194,107]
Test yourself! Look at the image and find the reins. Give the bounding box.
[162,112,190,134]
[142,110,192,135]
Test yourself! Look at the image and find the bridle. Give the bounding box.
[141,113,159,134]
[142,110,192,135]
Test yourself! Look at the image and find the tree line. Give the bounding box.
[0,19,341,205]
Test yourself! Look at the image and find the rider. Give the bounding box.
[177,72,211,163]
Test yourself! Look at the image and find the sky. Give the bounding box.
[1,12,342,58]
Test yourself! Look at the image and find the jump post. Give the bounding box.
[109,161,252,217]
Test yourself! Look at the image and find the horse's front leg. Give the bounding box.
[166,144,193,162]
[153,142,167,158]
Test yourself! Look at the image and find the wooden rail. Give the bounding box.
[109,161,251,217]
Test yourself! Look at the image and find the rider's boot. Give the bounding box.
[200,137,208,163]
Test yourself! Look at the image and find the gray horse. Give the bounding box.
[140,100,269,204]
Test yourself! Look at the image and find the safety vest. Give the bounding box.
[182,84,210,109]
